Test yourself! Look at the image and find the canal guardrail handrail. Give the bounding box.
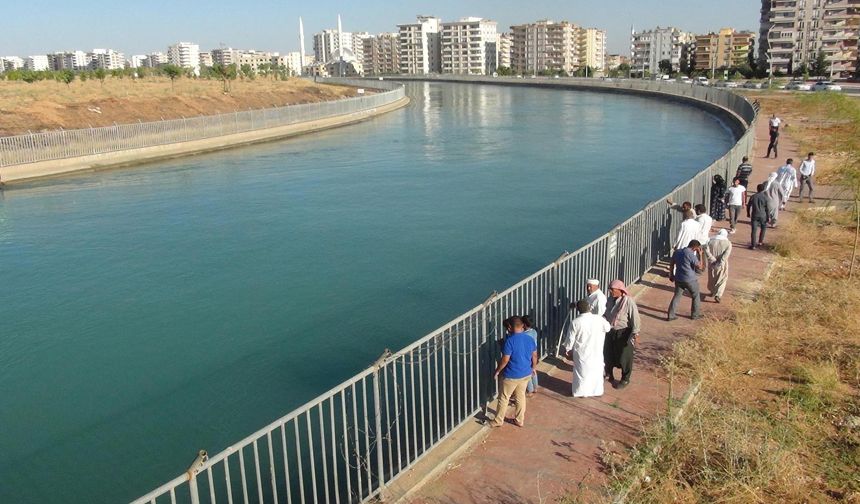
[0,78,405,168]
[131,78,757,504]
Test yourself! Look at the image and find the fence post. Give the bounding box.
[183,116,188,142]
[186,450,208,504]
[89,127,96,155]
[371,349,391,500]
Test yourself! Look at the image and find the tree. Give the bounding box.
[212,63,238,92]
[793,62,809,79]
[658,59,673,76]
[618,63,631,78]
[162,64,183,89]
[94,68,107,85]
[240,63,255,80]
[811,50,829,77]
[496,66,513,76]
[59,69,75,87]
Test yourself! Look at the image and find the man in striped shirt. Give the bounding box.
[735,157,753,188]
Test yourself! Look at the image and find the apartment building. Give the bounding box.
[314,29,354,64]
[498,33,512,68]
[605,54,630,70]
[760,0,859,79]
[130,55,148,68]
[199,52,213,68]
[236,51,276,72]
[211,47,237,67]
[167,42,200,74]
[631,26,694,75]
[694,28,756,72]
[578,28,607,70]
[145,52,168,68]
[284,51,304,75]
[510,20,579,75]
[1,56,25,72]
[24,55,50,71]
[88,49,125,70]
[351,32,372,64]
[440,17,498,75]
[362,33,400,75]
[398,15,442,74]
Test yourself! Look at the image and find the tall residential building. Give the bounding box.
[440,17,498,75]
[760,0,860,79]
[630,26,694,75]
[130,55,148,68]
[24,55,50,71]
[694,28,756,73]
[579,28,607,70]
[88,49,125,70]
[398,15,442,74]
[510,20,579,75]
[605,54,630,70]
[314,29,354,64]
[498,33,512,68]
[145,52,168,68]
[167,42,200,75]
[211,47,237,67]
[1,56,25,72]
[236,50,276,71]
[284,51,304,75]
[362,33,400,75]
[351,32,372,64]
[199,52,213,68]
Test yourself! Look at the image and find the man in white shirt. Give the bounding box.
[694,203,713,244]
[769,114,781,133]
[725,177,747,234]
[564,299,611,397]
[777,158,798,210]
[586,279,607,316]
[674,210,701,251]
[798,152,816,203]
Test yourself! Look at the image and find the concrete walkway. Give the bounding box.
[399,111,810,503]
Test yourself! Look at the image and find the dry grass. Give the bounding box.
[0,77,359,135]
[609,95,860,503]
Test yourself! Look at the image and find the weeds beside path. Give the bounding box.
[613,92,860,503]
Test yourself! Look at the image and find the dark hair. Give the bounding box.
[687,239,702,248]
[808,152,814,157]
[757,183,766,192]
[576,299,591,314]
[742,156,749,162]
[682,201,692,209]
[502,317,514,332]
[520,315,532,329]
[786,158,793,164]
[509,316,524,328]
[694,203,706,214]
[732,177,741,183]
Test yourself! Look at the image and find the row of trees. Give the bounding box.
[0,63,295,91]
[495,65,602,77]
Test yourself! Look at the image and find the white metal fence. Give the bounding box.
[131,79,757,504]
[0,79,405,168]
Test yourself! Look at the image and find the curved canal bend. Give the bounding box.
[0,82,736,503]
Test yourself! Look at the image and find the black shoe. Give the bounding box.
[614,381,629,390]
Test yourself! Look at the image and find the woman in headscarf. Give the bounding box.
[710,175,727,221]
[704,229,732,303]
[764,171,785,227]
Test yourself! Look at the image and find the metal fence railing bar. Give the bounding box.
[0,78,405,168]
[130,79,757,504]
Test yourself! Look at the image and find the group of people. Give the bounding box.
[490,279,640,428]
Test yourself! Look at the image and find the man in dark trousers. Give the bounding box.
[766,128,780,158]
[603,280,641,390]
[668,239,704,321]
[747,183,772,250]
[735,156,753,188]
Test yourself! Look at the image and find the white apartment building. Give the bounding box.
[314,29,354,64]
[760,0,860,79]
[284,51,304,75]
[579,28,607,71]
[362,33,400,75]
[64,51,89,70]
[631,26,694,75]
[351,32,372,64]
[25,55,50,71]
[236,50,276,72]
[1,56,25,72]
[498,33,512,68]
[199,52,213,68]
[211,47,237,67]
[130,55,148,68]
[88,49,125,70]
[167,42,200,75]
[441,17,499,75]
[511,20,580,75]
[145,52,168,68]
[398,15,442,74]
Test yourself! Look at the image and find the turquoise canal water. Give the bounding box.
[0,82,735,503]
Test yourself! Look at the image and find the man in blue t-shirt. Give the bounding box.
[490,316,538,428]
[667,239,704,321]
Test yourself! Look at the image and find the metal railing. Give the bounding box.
[0,79,405,168]
[131,80,757,504]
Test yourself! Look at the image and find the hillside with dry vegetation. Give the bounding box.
[0,77,360,136]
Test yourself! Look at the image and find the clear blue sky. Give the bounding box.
[1,0,759,57]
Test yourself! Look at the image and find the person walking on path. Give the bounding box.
[603,280,641,390]
[668,239,704,321]
[564,299,611,398]
[490,316,538,428]
[747,183,772,250]
[695,203,713,244]
[777,159,798,210]
[674,210,701,252]
[586,279,607,316]
[725,177,747,234]
[521,316,540,397]
[798,152,816,203]
[764,172,785,227]
[710,175,727,221]
[769,113,782,134]
[704,229,732,303]
[766,127,780,158]
[735,157,753,188]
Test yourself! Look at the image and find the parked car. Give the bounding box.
[786,80,812,91]
[695,76,710,86]
[724,81,740,88]
[743,81,764,89]
[812,81,842,92]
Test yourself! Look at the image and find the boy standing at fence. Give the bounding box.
[490,317,538,428]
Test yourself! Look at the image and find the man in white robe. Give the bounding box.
[564,299,612,397]
[777,159,798,210]
[586,279,607,316]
